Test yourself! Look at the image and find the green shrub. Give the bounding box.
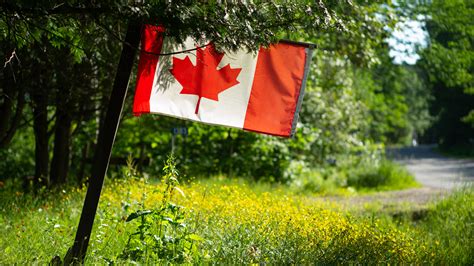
[291,170,342,194]
[0,129,35,180]
[291,157,418,194]
[347,159,418,191]
[119,156,202,264]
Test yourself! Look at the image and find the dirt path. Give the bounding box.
[387,145,474,189]
[317,187,449,214]
[324,145,473,210]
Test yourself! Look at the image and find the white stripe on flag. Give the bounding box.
[148,37,259,129]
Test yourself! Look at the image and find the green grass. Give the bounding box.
[416,186,474,264]
[0,177,471,264]
[347,159,420,191]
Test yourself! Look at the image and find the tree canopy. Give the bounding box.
[1,1,470,186]
[417,0,474,147]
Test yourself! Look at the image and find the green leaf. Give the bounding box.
[126,210,153,222]
[187,234,204,242]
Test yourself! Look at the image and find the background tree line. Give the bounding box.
[0,0,472,188]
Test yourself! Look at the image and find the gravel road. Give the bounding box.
[323,145,473,210]
[387,145,474,189]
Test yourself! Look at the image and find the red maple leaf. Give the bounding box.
[169,44,242,114]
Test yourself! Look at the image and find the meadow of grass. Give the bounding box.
[0,164,472,264]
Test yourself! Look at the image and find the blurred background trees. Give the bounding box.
[0,0,472,187]
[417,0,474,150]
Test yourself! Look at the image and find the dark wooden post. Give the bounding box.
[64,20,142,264]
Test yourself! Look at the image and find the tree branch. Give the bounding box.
[93,18,211,57]
[3,49,19,68]
[1,3,112,16]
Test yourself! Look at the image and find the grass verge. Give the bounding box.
[0,177,470,264]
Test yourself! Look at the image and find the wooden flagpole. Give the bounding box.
[63,20,142,264]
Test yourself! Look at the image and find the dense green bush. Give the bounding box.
[347,159,418,190]
[0,128,35,181]
[290,158,418,194]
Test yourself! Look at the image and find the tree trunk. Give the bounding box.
[0,43,14,138]
[32,42,51,187]
[77,142,90,183]
[0,57,24,148]
[0,69,14,139]
[32,92,49,186]
[50,109,72,184]
[0,75,25,148]
[50,50,74,185]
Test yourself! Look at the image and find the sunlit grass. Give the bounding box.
[0,177,471,264]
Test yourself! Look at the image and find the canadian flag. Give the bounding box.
[133,25,313,137]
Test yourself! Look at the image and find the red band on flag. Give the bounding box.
[133,25,165,115]
[243,43,307,137]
